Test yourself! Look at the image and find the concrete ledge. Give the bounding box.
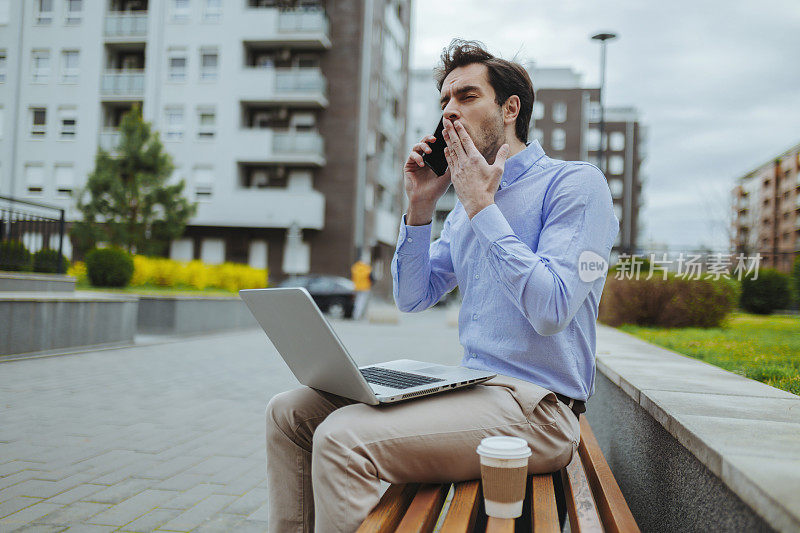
[590,324,799,533]
[136,294,258,335]
[0,291,138,356]
[0,272,76,292]
[366,303,400,325]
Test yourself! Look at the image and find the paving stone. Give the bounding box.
[0,502,64,529]
[87,489,176,527]
[33,501,110,525]
[157,494,237,532]
[223,488,268,516]
[81,478,152,505]
[0,496,42,519]
[44,484,107,505]
[117,507,183,532]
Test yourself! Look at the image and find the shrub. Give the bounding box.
[739,269,791,314]
[792,256,800,308]
[0,241,32,271]
[85,247,134,287]
[32,249,68,273]
[128,255,267,292]
[599,275,738,328]
[67,261,87,282]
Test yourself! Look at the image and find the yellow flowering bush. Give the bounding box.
[129,256,268,292]
[67,261,87,282]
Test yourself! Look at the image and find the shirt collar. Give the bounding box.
[499,140,546,190]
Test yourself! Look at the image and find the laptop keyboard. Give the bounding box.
[360,367,445,390]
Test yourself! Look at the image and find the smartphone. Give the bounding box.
[422,117,448,176]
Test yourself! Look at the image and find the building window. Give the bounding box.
[60,50,79,83]
[589,101,601,122]
[531,128,543,143]
[32,50,50,83]
[193,166,213,199]
[30,107,47,137]
[200,49,218,81]
[203,0,221,21]
[171,0,190,22]
[58,107,77,138]
[167,49,187,82]
[533,101,544,121]
[610,132,625,151]
[609,177,623,198]
[164,106,184,140]
[54,164,74,198]
[551,128,566,151]
[552,102,567,123]
[36,0,53,24]
[609,155,624,175]
[25,164,45,196]
[0,50,6,82]
[0,0,9,25]
[65,0,82,24]
[197,107,216,138]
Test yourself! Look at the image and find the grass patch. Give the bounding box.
[619,312,800,396]
[75,279,240,298]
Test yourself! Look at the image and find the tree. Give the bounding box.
[71,104,197,257]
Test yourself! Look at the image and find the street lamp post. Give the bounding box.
[591,32,617,175]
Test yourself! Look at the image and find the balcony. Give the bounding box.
[100,70,145,98]
[98,128,120,152]
[236,129,325,166]
[377,152,399,188]
[239,67,327,107]
[240,7,330,49]
[104,12,148,39]
[193,189,325,229]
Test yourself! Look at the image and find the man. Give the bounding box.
[266,39,619,532]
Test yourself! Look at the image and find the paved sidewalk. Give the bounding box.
[0,306,463,532]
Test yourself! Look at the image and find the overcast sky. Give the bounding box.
[409,0,800,251]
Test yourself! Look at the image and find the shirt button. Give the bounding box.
[471,353,477,358]
[501,181,507,187]
[407,237,413,243]
[474,274,479,280]
[472,314,478,320]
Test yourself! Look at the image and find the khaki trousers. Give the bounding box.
[265,374,580,533]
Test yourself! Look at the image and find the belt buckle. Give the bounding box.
[567,398,575,409]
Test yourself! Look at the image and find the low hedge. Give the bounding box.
[599,275,738,328]
[0,241,32,271]
[32,248,68,273]
[739,269,791,314]
[85,247,134,287]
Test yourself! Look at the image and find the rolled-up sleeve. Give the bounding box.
[391,212,458,312]
[469,165,619,335]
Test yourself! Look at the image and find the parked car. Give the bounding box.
[278,275,356,319]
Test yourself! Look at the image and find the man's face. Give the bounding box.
[439,63,506,163]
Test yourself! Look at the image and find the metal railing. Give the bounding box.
[0,195,66,273]
[100,69,145,96]
[104,12,148,37]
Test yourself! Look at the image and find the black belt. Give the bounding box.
[555,393,585,418]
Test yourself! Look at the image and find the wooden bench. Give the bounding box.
[357,417,639,533]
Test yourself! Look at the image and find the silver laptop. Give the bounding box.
[239,287,495,405]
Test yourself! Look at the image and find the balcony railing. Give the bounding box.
[104,12,148,38]
[98,128,120,152]
[275,68,326,94]
[277,9,328,33]
[100,70,145,96]
[273,131,324,154]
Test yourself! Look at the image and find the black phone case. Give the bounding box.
[422,117,448,176]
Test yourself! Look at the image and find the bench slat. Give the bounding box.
[562,449,604,533]
[579,417,640,533]
[356,483,419,533]
[531,474,560,533]
[439,480,481,533]
[485,517,515,532]
[395,483,451,533]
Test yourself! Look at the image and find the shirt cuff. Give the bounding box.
[396,213,433,255]
[469,203,515,253]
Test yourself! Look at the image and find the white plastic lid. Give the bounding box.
[476,436,532,460]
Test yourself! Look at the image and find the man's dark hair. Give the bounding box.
[434,39,534,144]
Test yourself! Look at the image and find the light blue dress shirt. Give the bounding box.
[391,140,619,401]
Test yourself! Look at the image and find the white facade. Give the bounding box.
[0,0,331,266]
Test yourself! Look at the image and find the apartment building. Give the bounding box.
[731,142,800,273]
[407,65,645,259]
[0,0,411,294]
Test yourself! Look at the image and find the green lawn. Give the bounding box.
[619,313,800,396]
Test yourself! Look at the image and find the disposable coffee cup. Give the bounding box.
[476,436,532,519]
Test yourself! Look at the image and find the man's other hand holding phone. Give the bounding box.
[404,133,452,226]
